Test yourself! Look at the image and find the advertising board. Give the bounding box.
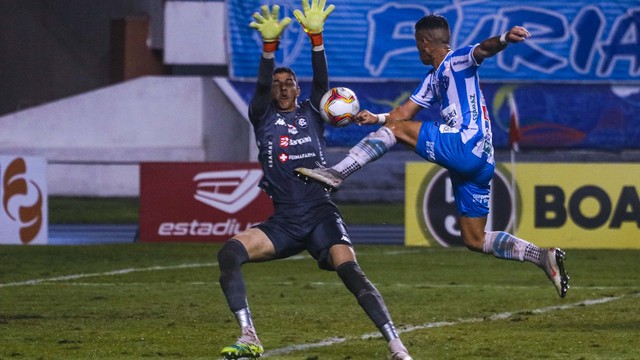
[406,162,640,248]
[139,162,273,242]
[228,0,639,82]
[0,156,48,245]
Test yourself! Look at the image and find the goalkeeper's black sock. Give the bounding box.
[336,261,391,331]
[218,239,250,314]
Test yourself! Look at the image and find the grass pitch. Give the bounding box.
[1,243,639,359]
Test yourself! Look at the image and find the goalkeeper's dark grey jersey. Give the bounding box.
[249,51,331,204]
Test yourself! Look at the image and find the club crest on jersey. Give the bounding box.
[441,75,450,91]
[296,117,308,128]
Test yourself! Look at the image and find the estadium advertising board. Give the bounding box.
[139,162,273,243]
[406,162,640,249]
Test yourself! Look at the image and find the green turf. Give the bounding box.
[48,197,404,225]
[1,244,638,359]
[49,197,140,224]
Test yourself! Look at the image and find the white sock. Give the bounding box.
[333,127,396,178]
[483,231,543,263]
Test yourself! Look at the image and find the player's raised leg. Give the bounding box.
[484,231,570,297]
[454,167,570,298]
[295,126,397,191]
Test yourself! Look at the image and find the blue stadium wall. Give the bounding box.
[227,0,640,150]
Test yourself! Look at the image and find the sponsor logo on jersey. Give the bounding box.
[288,152,316,160]
[279,153,289,163]
[280,135,312,148]
[439,124,460,134]
[275,118,286,126]
[289,136,312,146]
[287,124,298,135]
[469,93,478,121]
[280,135,290,148]
[267,141,274,168]
[451,55,470,72]
[192,169,263,214]
[420,84,431,99]
[441,103,459,126]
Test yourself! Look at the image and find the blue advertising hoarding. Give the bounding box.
[228,0,640,82]
[227,0,640,149]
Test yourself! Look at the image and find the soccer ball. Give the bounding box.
[319,87,360,127]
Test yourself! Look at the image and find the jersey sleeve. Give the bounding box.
[409,71,437,109]
[310,48,329,112]
[249,56,275,125]
[468,44,481,67]
[452,45,480,70]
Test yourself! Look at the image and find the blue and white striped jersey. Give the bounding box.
[410,45,494,161]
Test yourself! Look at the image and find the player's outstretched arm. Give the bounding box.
[473,26,530,64]
[294,0,335,108]
[249,5,291,119]
[356,100,421,126]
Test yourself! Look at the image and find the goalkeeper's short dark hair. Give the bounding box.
[274,67,297,83]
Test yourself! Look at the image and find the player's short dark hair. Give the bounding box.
[274,67,297,83]
[415,14,450,44]
[415,14,449,32]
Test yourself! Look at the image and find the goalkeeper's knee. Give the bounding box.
[218,239,249,275]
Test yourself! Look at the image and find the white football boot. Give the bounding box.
[542,248,570,298]
[390,350,414,360]
[388,338,413,360]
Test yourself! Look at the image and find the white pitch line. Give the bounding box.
[0,262,218,288]
[0,250,417,289]
[264,293,638,357]
[0,254,320,289]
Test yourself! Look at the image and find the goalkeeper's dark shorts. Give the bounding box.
[254,199,352,271]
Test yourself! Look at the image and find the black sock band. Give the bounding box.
[336,261,391,329]
[218,239,250,313]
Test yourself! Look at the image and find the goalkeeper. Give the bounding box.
[216,1,412,359]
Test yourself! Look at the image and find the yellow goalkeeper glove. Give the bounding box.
[249,5,292,52]
[293,0,335,46]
